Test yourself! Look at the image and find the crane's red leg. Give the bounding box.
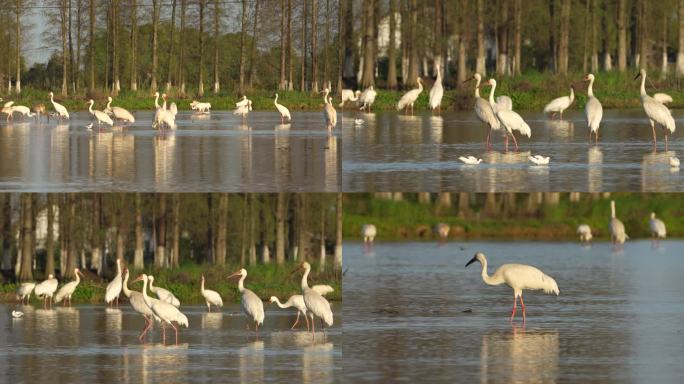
[305,313,310,331]
[510,296,518,321]
[311,314,316,340]
[172,323,179,345]
[520,295,526,323]
[291,312,301,330]
[511,133,519,151]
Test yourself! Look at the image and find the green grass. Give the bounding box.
[0,261,341,305]
[344,193,684,242]
[5,71,682,112]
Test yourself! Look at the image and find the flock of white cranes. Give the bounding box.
[13,260,335,345]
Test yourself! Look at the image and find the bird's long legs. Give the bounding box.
[171,323,179,345]
[510,133,520,151]
[291,312,301,330]
[311,313,316,340]
[139,316,153,341]
[510,296,517,321]
[520,295,526,322]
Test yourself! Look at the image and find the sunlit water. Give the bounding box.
[0,111,340,192]
[342,110,684,192]
[343,241,684,383]
[0,304,340,383]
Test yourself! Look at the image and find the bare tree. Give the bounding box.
[130,0,138,90]
[171,194,180,267]
[213,0,220,93]
[178,0,188,93]
[457,0,469,84]
[300,0,308,91]
[89,0,96,90]
[311,0,318,91]
[155,194,166,268]
[239,0,248,94]
[151,0,161,90]
[91,194,102,274]
[557,0,571,74]
[198,0,206,96]
[46,195,55,276]
[678,0,684,75]
[513,0,522,75]
[287,0,293,90]
[166,0,177,91]
[18,194,32,281]
[360,0,375,88]
[59,0,69,95]
[216,194,228,266]
[280,0,287,89]
[387,0,398,89]
[476,0,486,75]
[276,193,286,264]
[407,0,418,86]
[618,0,628,71]
[111,0,120,94]
[248,0,260,89]
[334,193,342,269]
[134,193,144,269]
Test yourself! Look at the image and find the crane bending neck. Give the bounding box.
[478,258,500,286]
[122,271,131,297]
[274,297,290,309]
[488,81,497,106]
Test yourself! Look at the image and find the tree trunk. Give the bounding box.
[151,0,161,90]
[216,193,228,266]
[75,0,83,91]
[602,0,613,71]
[276,193,286,264]
[334,193,342,269]
[111,0,120,94]
[134,193,144,269]
[310,0,318,91]
[248,0,260,89]
[618,0,627,71]
[287,0,294,90]
[18,194,32,281]
[198,0,206,96]
[249,194,256,265]
[15,1,21,93]
[319,208,326,271]
[557,0,570,74]
[662,4,668,77]
[639,0,648,70]
[678,0,684,75]
[457,0,469,84]
[1,196,11,271]
[591,0,599,72]
[513,0,521,75]
[279,0,287,89]
[387,0,398,89]
[549,0,556,71]
[323,0,330,86]
[213,0,220,93]
[178,0,188,93]
[361,0,375,88]
[476,0,486,75]
[155,194,166,268]
[407,0,419,86]
[65,195,77,280]
[433,0,443,75]
[44,195,55,276]
[172,194,180,267]
[239,0,248,94]
[301,0,308,91]
[130,0,138,90]
[89,0,96,90]
[166,0,177,90]
[91,194,102,274]
[60,0,69,96]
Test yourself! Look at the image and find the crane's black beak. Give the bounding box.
[463,77,475,84]
[633,73,641,81]
[465,256,478,267]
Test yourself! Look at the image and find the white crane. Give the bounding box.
[11,310,24,318]
[649,212,666,246]
[228,268,265,332]
[359,86,377,112]
[269,295,309,330]
[49,92,70,120]
[87,99,114,129]
[397,77,423,114]
[459,155,484,165]
[609,200,628,248]
[584,74,603,144]
[35,274,59,309]
[152,92,177,130]
[577,224,593,243]
[361,224,377,244]
[105,96,135,124]
[53,268,84,306]
[2,105,34,121]
[200,274,223,312]
[635,69,676,149]
[294,262,333,339]
[465,73,501,149]
[274,93,291,123]
[435,223,450,240]
[234,100,252,121]
[122,269,159,341]
[543,86,575,120]
[190,100,212,113]
[105,258,123,307]
[487,79,531,151]
[322,88,337,128]
[16,282,36,305]
[236,96,249,108]
[528,155,550,165]
[148,275,181,308]
[670,156,680,168]
[339,89,361,109]
[138,274,188,345]
[466,252,559,322]
[429,68,444,113]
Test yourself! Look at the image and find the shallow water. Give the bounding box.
[0,111,340,192]
[342,241,684,383]
[342,110,684,192]
[0,304,340,383]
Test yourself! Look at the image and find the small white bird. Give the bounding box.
[228,268,265,332]
[190,100,212,113]
[459,156,483,165]
[528,155,550,165]
[295,262,333,338]
[105,96,136,124]
[354,118,365,126]
[543,86,575,120]
[609,200,628,248]
[466,252,559,322]
[49,92,70,120]
[148,275,181,308]
[200,274,223,313]
[274,93,291,123]
[138,274,188,345]
[16,282,36,305]
[577,224,593,243]
[670,156,680,168]
[429,67,444,113]
[397,77,423,114]
[584,74,603,144]
[270,295,309,330]
[11,310,24,318]
[34,274,59,308]
[87,99,114,129]
[53,268,84,306]
[361,224,377,244]
[105,258,123,307]
[649,212,667,245]
[635,69,675,149]
[358,86,377,112]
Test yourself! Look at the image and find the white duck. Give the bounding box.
[528,155,550,165]
[459,156,483,165]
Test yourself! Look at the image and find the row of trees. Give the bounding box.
[1,193,343,282]
[2,0,684,97]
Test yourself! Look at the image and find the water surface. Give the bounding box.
[0,304,340,383]
[0,111,340,192]
[343,241,684,383]
[343,110,684,192]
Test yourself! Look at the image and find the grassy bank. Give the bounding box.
[344,193,684,242]
[4,72,682,113]
[0,261,340,305]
